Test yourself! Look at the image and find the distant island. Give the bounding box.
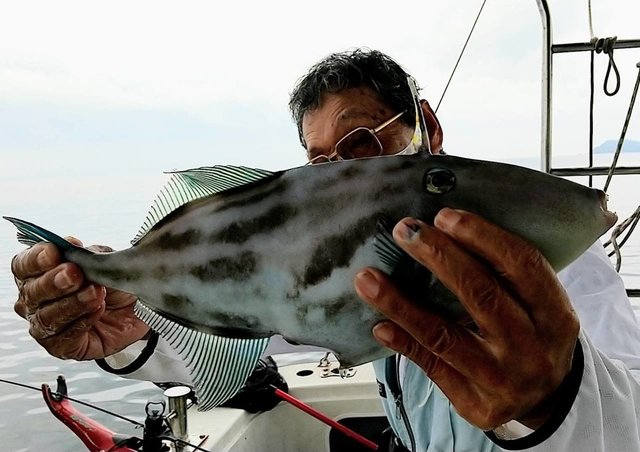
[594,139,640,154]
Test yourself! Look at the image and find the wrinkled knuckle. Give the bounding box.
[467,278,501,311]
[427,325,457,355]
[14,299,27,318]
[424,241,446,264]
[57,263,84,289]
[20,280,37,309]
[420,355,443,379]
[10,253,21,276]
[28,320,42,340]
[11,251,30,278]
[28,311,55,340]
[514,244,546,270]
[403,340,422,359]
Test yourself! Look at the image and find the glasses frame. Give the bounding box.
[307,110,406,165]
[307,76,432,165]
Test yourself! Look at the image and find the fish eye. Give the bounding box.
[424,168,455,194]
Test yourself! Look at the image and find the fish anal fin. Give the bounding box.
[134,300,269,410]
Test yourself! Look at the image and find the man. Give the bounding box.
[11,49,640,450]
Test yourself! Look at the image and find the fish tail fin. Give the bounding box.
[3,216,87,254]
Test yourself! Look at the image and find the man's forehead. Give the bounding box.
[318,86,383,107]
[304,89,391,125]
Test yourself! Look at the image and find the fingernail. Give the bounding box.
[54,269,73,289]
[77,285,96,303]
[394,218,421,241]
[372,322,393,345]
[355,271,380,299]
[434,208,462,231]
[37,249,52,268]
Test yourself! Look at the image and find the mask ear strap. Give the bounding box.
[407,75,432,155]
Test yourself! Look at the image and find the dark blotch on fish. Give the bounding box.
[190,251,257,282]
[208,312,270,339]
[339,165,364,180]
[156,229,202,250]
[301,216,376,287]
[372,182,413,200]
[162,293,192,308]
[210,204,297,244]
[295,295,351,325]
[92,267,143,282]
[214,179,287,214]
[324,295,350,318]
[153,265,171,280]
[385,159,416,174]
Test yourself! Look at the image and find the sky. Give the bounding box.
[0,0,639,182]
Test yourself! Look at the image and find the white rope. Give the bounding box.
[588,0,595,40]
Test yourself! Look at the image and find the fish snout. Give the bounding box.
[597,189,618,228]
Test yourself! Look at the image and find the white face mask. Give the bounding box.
[396,75,432,156]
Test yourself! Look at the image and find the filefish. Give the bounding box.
[5,153,616,410]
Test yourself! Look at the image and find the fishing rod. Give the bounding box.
[270,384,379,450]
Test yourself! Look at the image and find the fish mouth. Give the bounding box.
[597,190,618,228]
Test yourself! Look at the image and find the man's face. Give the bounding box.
[301,86,415,163]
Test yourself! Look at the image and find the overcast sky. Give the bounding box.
[1,0,639,181]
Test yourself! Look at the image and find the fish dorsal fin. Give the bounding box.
[132,165,276,245]
[374,217,407,274]
[134,300,269,410]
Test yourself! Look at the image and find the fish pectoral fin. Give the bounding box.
[132,165,279,245]
[134,300,269,411]
[373,217,409,275]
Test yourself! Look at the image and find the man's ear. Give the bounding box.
[420,100,444,154]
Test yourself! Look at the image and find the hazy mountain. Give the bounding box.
[594,139,640,154]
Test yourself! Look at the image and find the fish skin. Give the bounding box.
[6,153,617,369]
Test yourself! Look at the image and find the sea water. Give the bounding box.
[0,154,639,451]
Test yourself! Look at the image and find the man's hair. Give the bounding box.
[289,48,418,148]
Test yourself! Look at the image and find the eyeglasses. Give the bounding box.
[307,76,431,165]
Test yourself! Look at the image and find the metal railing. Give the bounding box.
[535,0,640,297]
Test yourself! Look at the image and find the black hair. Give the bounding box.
[289,48,418,148]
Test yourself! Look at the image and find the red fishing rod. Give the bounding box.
[270,384,379,450]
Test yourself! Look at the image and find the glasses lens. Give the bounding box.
[335,129,383,160]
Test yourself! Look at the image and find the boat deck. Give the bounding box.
[187,361,384,451]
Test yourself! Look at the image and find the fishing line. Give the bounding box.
[435,0,487,113]
[1,377,215,451]
[0,377,144,427]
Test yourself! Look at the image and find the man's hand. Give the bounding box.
[12,238,150,360]
[354,208,579,431]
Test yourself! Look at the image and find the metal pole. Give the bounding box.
[164,385,192,451]
[536,0,553,173]
[553,39,640,53]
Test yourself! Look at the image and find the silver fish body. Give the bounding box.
[6,153,617,409]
